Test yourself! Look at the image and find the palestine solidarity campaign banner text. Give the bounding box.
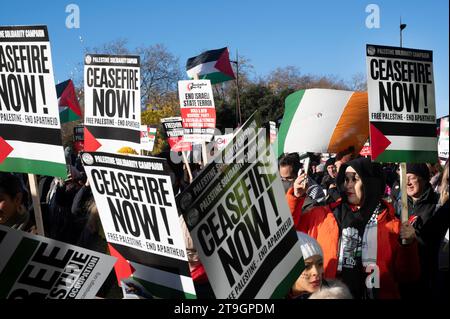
[177,112,303,299]
[82,152,195,298]
[84,54,141,153]
[0,25,67,178]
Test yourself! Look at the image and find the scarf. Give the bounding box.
[336,202,382,299]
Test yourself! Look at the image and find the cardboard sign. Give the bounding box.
[82,152,195,298]
[0,25,67,178]
[177,112,303,299]
[179,80,216,143]
[140,125,156,152]
[0,225,116,299]
[366,44,438,163]
[438,116,449,165]
[161,116,192,152]
[84,54,141,153]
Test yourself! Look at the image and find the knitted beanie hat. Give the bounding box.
[406,163,430,181]
[296,232,323,260]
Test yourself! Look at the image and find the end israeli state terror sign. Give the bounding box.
[0,225,116,299]
[81,152,196,298]
[366,44,438,163]
[84,54,141,153]
[0,25,67,178]
[176,112,303,299]
[179,79,216,143]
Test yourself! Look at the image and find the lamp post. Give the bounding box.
[400,17,407,48]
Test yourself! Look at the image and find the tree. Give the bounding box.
[138,44,182,108]
[349,72,367,91]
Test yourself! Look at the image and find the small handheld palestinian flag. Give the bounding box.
[186,47,235,84]
[56,79,82,123]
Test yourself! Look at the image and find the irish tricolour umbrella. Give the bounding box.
[276,89,369,157]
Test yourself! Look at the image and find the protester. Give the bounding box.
[309,161,324,185]
[288,231,352,299]
[334,146,355,173]
[278,153,302,193]
[321,157,340,203]
[286,157,420,299]
[44,176,83,243]
[308,282,353,299]
[428,162,443,191]
[321,157,337,189]
[395,163,446,298]
[0,172,35,232]
[76,197,123,299]
[435,160,449,299]
[179,215,214,299]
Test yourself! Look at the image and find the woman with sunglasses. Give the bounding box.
[286,157,420,299]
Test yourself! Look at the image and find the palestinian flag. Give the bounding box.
[56,79,82,123]
[0,125,67,178]
[276,89,369,157]
[186,47,235,84]
[108,242,196,299]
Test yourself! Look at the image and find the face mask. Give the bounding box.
[282,180,293,193]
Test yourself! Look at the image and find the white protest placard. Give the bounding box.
[84,54,141,153]
[177,112,303,299]
[0,25,67,178]
[438,116,449,165]
[161,116,192,152]
[366,44,438,163]
[179,80,216,143]
[140,125,156,152]
[0,225,116,299]
[81,152,196,298]
[269,121,277,145]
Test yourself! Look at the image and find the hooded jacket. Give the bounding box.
[406,183,447,295]
[286,157,420,299]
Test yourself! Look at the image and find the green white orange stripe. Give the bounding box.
[276,89,369,157]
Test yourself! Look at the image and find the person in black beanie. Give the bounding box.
[398,162,447,299]
[321,157,340,203]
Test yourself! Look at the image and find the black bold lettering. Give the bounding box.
[197,223,215,256]
[93,88,104,116]
[91,169,105,194]
[108,197,128,234]
[116,90,130,118]
[218,237,243,287]
[134,203,160,241]
[243,196,270,250]
[392,82,404,112]
[18,265,60,290]
[234,223,253,266]
[379,82,392,112]
[403,83,420,113]
[32,243,73,268]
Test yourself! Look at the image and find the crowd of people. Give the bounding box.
[280,150,449,299]
[0,143,448,300]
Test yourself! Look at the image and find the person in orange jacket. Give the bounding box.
[285,157,420,299]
